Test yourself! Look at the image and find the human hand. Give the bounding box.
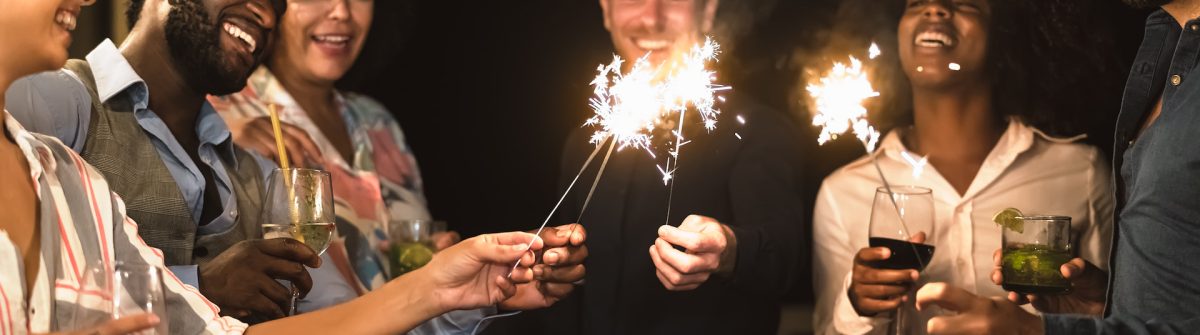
[199,238,321,319]
[649,215,737,291]
[848,232,926,316]
[45,313,160,335]
[992,250,1107,316]
[229,116,324,168]
[916,282,1045,334]
[415,232,542,312]
[500,224,587,310]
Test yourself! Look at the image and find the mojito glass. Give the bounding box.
[1001,215,1072,294]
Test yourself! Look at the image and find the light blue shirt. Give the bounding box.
[4,39,355,312]
[6,39,499,334]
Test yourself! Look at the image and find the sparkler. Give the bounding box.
[807,43,925,268]
[514,37,729,272]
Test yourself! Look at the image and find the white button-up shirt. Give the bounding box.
[812,121,1114,334]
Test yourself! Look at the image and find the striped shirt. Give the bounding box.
[0,110,248,334]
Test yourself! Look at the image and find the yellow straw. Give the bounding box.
[268,104,304,242]
[268,103,290,170]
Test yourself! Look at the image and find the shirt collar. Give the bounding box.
[197,101,239,164]
[852,119,1085,200]
[4,110,53,186]
[247,67,348,121]
[84,39,149,110]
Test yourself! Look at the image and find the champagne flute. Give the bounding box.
[868,186,934,335]
[260,168,336,316]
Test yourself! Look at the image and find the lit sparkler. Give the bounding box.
[807,43,925,267]
[515,37,729,272]
[585,37,728,184]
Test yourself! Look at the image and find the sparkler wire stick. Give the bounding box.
[510,136,610,273]
[664,109,687,226]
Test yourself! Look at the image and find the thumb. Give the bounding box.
[473,232,543,264]
[916,282,978,313]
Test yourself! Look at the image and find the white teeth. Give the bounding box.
[223,22,257,52]
[55,10,77,31]
[635,39,670,50]
[314,35,350,43]
[915,31,955,48]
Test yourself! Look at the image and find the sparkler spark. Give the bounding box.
[586,37,728,184]
[807,43,926,270]
[807,52,881,152]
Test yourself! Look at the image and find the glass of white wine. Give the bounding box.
[260,168,335,316]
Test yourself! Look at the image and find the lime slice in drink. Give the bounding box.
[398,243,434,269]
[993,208,1024,234]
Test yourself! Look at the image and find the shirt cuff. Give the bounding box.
[408,306,510,335]
[831,273,891,334]
[167,265,200,288]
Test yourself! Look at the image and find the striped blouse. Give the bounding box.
[0,110,248,334]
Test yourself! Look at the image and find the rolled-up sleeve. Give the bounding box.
[5,70,92,152]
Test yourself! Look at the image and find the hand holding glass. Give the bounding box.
[260,168,336,315]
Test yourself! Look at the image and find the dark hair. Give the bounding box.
[127,0,145,27]
[818,0,1124,138]
[126,0,288,28]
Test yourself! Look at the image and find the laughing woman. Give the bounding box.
[812,1,1121,334]
[0,1,552,333]
[208,0,587,331]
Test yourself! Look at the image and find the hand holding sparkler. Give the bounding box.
[500,224,588,310]
[650,215,737,291]
[517,37,728,271]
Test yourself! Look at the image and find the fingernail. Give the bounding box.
[513,243,529,251]
[534,266,545,279]
[911,271,920,281]
[546,251,560,264]
[557,228,571,238]
[148,314,160,324]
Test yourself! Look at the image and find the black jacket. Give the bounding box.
[540,94,809,334]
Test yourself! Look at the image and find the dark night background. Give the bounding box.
[69,0,1153,333]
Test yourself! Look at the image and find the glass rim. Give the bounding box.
[874,185,932,195]
[271,167,331,175]
[1015,215,1072,221]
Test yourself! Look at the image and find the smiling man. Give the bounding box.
[5,0,306,321]
[535,0,808,334]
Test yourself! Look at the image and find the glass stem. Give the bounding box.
[289,282,299,316]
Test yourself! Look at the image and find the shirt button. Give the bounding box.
[1171,74,1183,86]
[1191,24,1199,31]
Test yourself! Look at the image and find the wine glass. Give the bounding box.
[112,262,170,334]
[260,168,336,316]
[71,263,169,334]
[868,186,934,335]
